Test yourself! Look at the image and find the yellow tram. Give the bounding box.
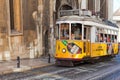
[54,13,119,66]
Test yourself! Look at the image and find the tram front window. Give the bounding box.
[60,23,69,40]
[71,23,82,40]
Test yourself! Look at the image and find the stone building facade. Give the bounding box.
[0,0,39,60]
[0,0,113,61]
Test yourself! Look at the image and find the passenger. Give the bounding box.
[65,30,69,39]
[74,27,80,40]
[103,37,107,42]
[63,29,69,39]
[107,37,110,42]
[100,37,103,42]
[71,34,75,40]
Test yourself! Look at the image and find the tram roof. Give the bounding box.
[57,15,84,22]
[56,15,118,30]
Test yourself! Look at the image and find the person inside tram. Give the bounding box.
[60,26,69,39]
[100,34,103,42]
[74,27,80,39]
[65,30,69,39]
[103,36,107,42]
[107,36,111,42]
[71,24,82,40]
[71,27,75,40]
[71,33,75,40]
[104,34,107,42]
[100,37,103,42]
[72,27,81,40]
[63,29,69,39]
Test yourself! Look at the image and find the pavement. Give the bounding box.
[0,57,55,75]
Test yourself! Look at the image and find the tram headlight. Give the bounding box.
[62,48,66,53]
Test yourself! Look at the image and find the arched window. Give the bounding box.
[60,5,72,10]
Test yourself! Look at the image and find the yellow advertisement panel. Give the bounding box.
[55,40,86,59]
[112,43,118,54]
[91,43,118,57]
[91,43,107,57]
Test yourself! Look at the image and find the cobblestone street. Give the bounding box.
[1,55,120,80]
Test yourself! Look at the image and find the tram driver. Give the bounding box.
[71,27,81,40]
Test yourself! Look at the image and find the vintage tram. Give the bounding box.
[54,10,119,66]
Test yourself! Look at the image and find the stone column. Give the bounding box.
[95,0,100,12]
[49,0,54,56]
[78,0,82,9]
[107,0,113,20]
[81,0,87,9]
[38,0,43,56]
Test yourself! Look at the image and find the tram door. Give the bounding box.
[84,26,91,56]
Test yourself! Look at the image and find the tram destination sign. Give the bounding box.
[59,9,92,17]
[59,9,79,17]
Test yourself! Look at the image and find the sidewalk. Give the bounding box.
[0,57,55,75]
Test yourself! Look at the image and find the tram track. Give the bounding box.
[23,59,120,80]
[1,57,120,80]
[87,65,120,80]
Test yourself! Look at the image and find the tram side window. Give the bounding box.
[100,34,103,42]
[95,28,118,43]
[114,35,117,43]
[71,23,82,40]
[107,35,111,42]
[84,26,91,40]
[104,34,107,42]
[95,28,100,42]
[60,23,69,40]
[55,24,59,39]
[112,35,114,42]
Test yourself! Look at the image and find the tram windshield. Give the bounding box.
[71,23,82,40]
[55,23,82,40]
[60,23,69,39]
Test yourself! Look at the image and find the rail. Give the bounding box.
[59,9,80,17]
